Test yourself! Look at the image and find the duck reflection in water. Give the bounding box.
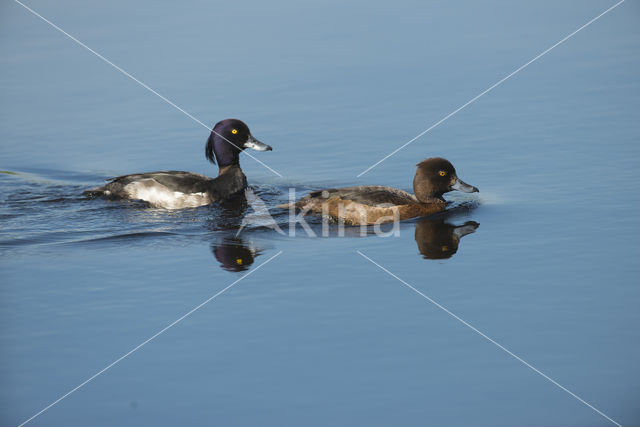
[211,237,261,272]
[414,218,479,259]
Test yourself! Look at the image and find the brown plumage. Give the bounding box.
[414,218,479,259]
[281,157,478,225]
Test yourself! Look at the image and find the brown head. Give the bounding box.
[414,218,480,259]
[412,157,479,203]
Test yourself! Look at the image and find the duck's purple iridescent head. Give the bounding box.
[205,119,272,166]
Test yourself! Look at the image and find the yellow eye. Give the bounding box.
[441,245,448,252]
[236,258,243,265]
[439,171,447,177]
[231,129,238,134]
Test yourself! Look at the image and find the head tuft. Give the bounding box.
[205,132,216,164]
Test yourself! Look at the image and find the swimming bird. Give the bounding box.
[84,119,272,209]
[282,157,478,225]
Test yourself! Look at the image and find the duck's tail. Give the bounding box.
[83,188,103,198]
[83,185,116,198]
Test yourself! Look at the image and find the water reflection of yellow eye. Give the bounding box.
[231,129,238,134]
[236,258,243,264]
[439,171,447,177]
[441,245,448,251]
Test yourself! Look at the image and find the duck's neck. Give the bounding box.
[416,196,446,205]
[218,163,240,176]
[413,184,445,204]
[208,164,248,200]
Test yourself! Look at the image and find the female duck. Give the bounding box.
[284,157,478,225]
[84,119,272,209]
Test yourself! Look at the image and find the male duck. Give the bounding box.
[84,119,272,209]
[283,157,478,225]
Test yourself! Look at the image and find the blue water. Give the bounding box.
[2,0,640,426]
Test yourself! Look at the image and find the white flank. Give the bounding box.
[124,180,210,209]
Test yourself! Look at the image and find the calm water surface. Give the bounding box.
[1,1,639,426]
